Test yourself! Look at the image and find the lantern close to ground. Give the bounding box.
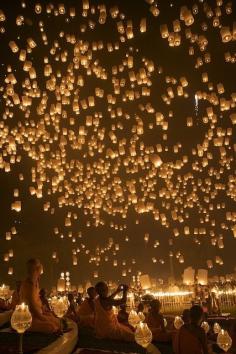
[217,329,232,352]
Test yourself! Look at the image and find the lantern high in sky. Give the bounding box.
[0,0,235,285]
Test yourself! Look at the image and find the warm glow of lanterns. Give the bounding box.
[11,303,32,333]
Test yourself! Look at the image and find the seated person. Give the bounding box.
[117,304,129,325]
[94,281,134,341]
[19,258,61,333]
[10,281,21,310]
[78,287,96,328]
[182,309,191,325]
[146,299,171,342]
[66,292,78,322]
[173,305,209,354]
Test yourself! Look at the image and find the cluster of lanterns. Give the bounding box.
[128,309,153,349]
[175,316,232,352]
[10,298,69,353]
[0,0,235,279]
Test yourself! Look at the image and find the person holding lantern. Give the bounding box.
[94,281,134,341]
[19,258,61,333]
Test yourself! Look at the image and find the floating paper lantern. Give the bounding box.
[220,27,232,43]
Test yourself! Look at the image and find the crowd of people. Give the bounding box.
[1,258,236,354]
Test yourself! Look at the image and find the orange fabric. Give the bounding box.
[146,312,171,342]
[94,298,134,341]
[19,280,60,333]
[173,326,204,354]
[78,299,95,327]
[19,280,43,315]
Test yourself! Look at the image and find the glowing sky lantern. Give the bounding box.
[0,0,235,280]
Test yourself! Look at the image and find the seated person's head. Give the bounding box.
[150,299,161,313]
[87,286,96,299]
[95,281,109,298]
[137,302,144,312]
[190,305,203,326]
[27,258,42,278]
[182,309,191,324]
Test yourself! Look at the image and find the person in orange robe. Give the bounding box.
[94,281,134,341]
[117,304,129,326]
[19,258,61,333]
[78,287,96,328]
[146,299,171,342]
[173,305,209,354]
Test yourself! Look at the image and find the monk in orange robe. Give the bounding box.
[146,299,171,342]
[94,282,134,341]
[19,258,60,334]
[78,287,96,328]
[173,305,209,354]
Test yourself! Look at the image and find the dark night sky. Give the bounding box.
[0,0,235,289]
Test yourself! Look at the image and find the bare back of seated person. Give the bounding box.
[185,323,207,347]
